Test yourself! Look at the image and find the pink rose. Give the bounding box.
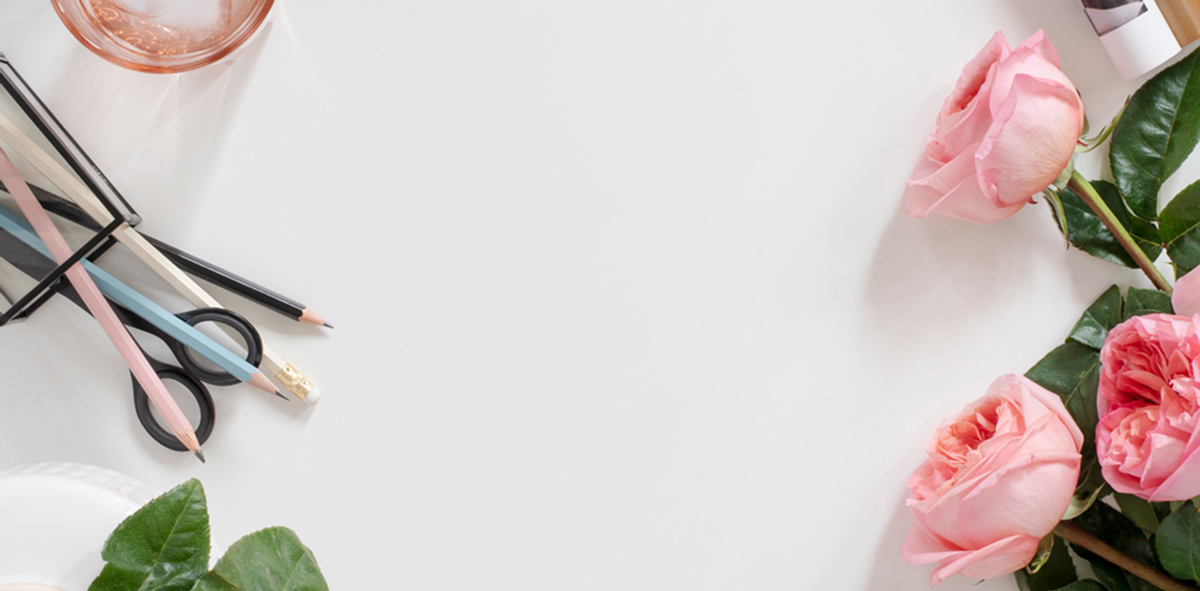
[902,375,1083,585]
[1097,314,1200,501]
[1172,267,1200,317]
[904,30,1085,223]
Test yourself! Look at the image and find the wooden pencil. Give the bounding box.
[9,182,330,328]
[0,111,322,404]
[142,234,331,328]
[0,205,281,397]
[0,147,204,460]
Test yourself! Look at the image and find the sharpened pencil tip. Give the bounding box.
[249,371,278,396]
[194,450,206,463]
[275,390,289,401]
[323,321,335,329]
[299,308,329,327]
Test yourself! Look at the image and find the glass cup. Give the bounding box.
[50,0,275,74]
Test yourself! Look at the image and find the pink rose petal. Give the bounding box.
[902,374,1081,585]
[902,30,1083,223]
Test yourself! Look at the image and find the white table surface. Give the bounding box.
[0,0,1174,589]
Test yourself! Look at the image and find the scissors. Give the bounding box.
[0,226,263,451]
[122,304,262,451]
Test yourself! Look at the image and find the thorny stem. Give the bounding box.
[1054,522,1199,591]
[1066,171,1173,294]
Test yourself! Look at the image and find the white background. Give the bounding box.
[0,0,1178,589]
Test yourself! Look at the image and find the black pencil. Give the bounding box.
[142,234,332,328]
[2,180,332,328]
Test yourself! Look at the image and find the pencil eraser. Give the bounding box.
[302,387,321,405]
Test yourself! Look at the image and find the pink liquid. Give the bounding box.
[85,0,234,56]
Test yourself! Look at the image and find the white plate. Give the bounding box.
[0,463,157,591]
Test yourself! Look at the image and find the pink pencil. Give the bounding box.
[0,147,204,461]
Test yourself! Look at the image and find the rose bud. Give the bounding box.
[904,30,1085,223]
[902,375,1083,585]
[1097,314,1200,501]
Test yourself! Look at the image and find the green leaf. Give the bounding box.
[1159,180,1200,278]
[1115,493,1166,535]
[1016,535,1079,591]
[1073,500,1160,564]
[1028,535,1057,575]
[1066,461,1110,519]
[90,479,210,591]
[194,527,327,591]
[1158,501,1176,523]
[1111,47,1200,221]
[1057,183,1162,269]
[1071,501,1163,591]
[1123,287,1175,320]
[1156,501,1200,583]
[1048,189,1071,238]
[1088,559,1133,591]
[1026,342,1102,455]
[1050,582,1110,591]
[1068,285,1124,350]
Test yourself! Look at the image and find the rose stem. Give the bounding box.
[1054,521,1199,591]
[1066,171,1173,294]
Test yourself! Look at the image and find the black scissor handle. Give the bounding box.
[168,307,263,387]
[131,367,216,452]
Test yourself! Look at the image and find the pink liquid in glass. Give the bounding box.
[86,0,235,56]
[53,0,272,72]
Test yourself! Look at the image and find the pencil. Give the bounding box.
[139,235,332,328]
[0,206,283,398]
[0,147,205,461]
[2,184,331,329]
[0,112,322,404]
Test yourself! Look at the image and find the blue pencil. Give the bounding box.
[0,206,280,396]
